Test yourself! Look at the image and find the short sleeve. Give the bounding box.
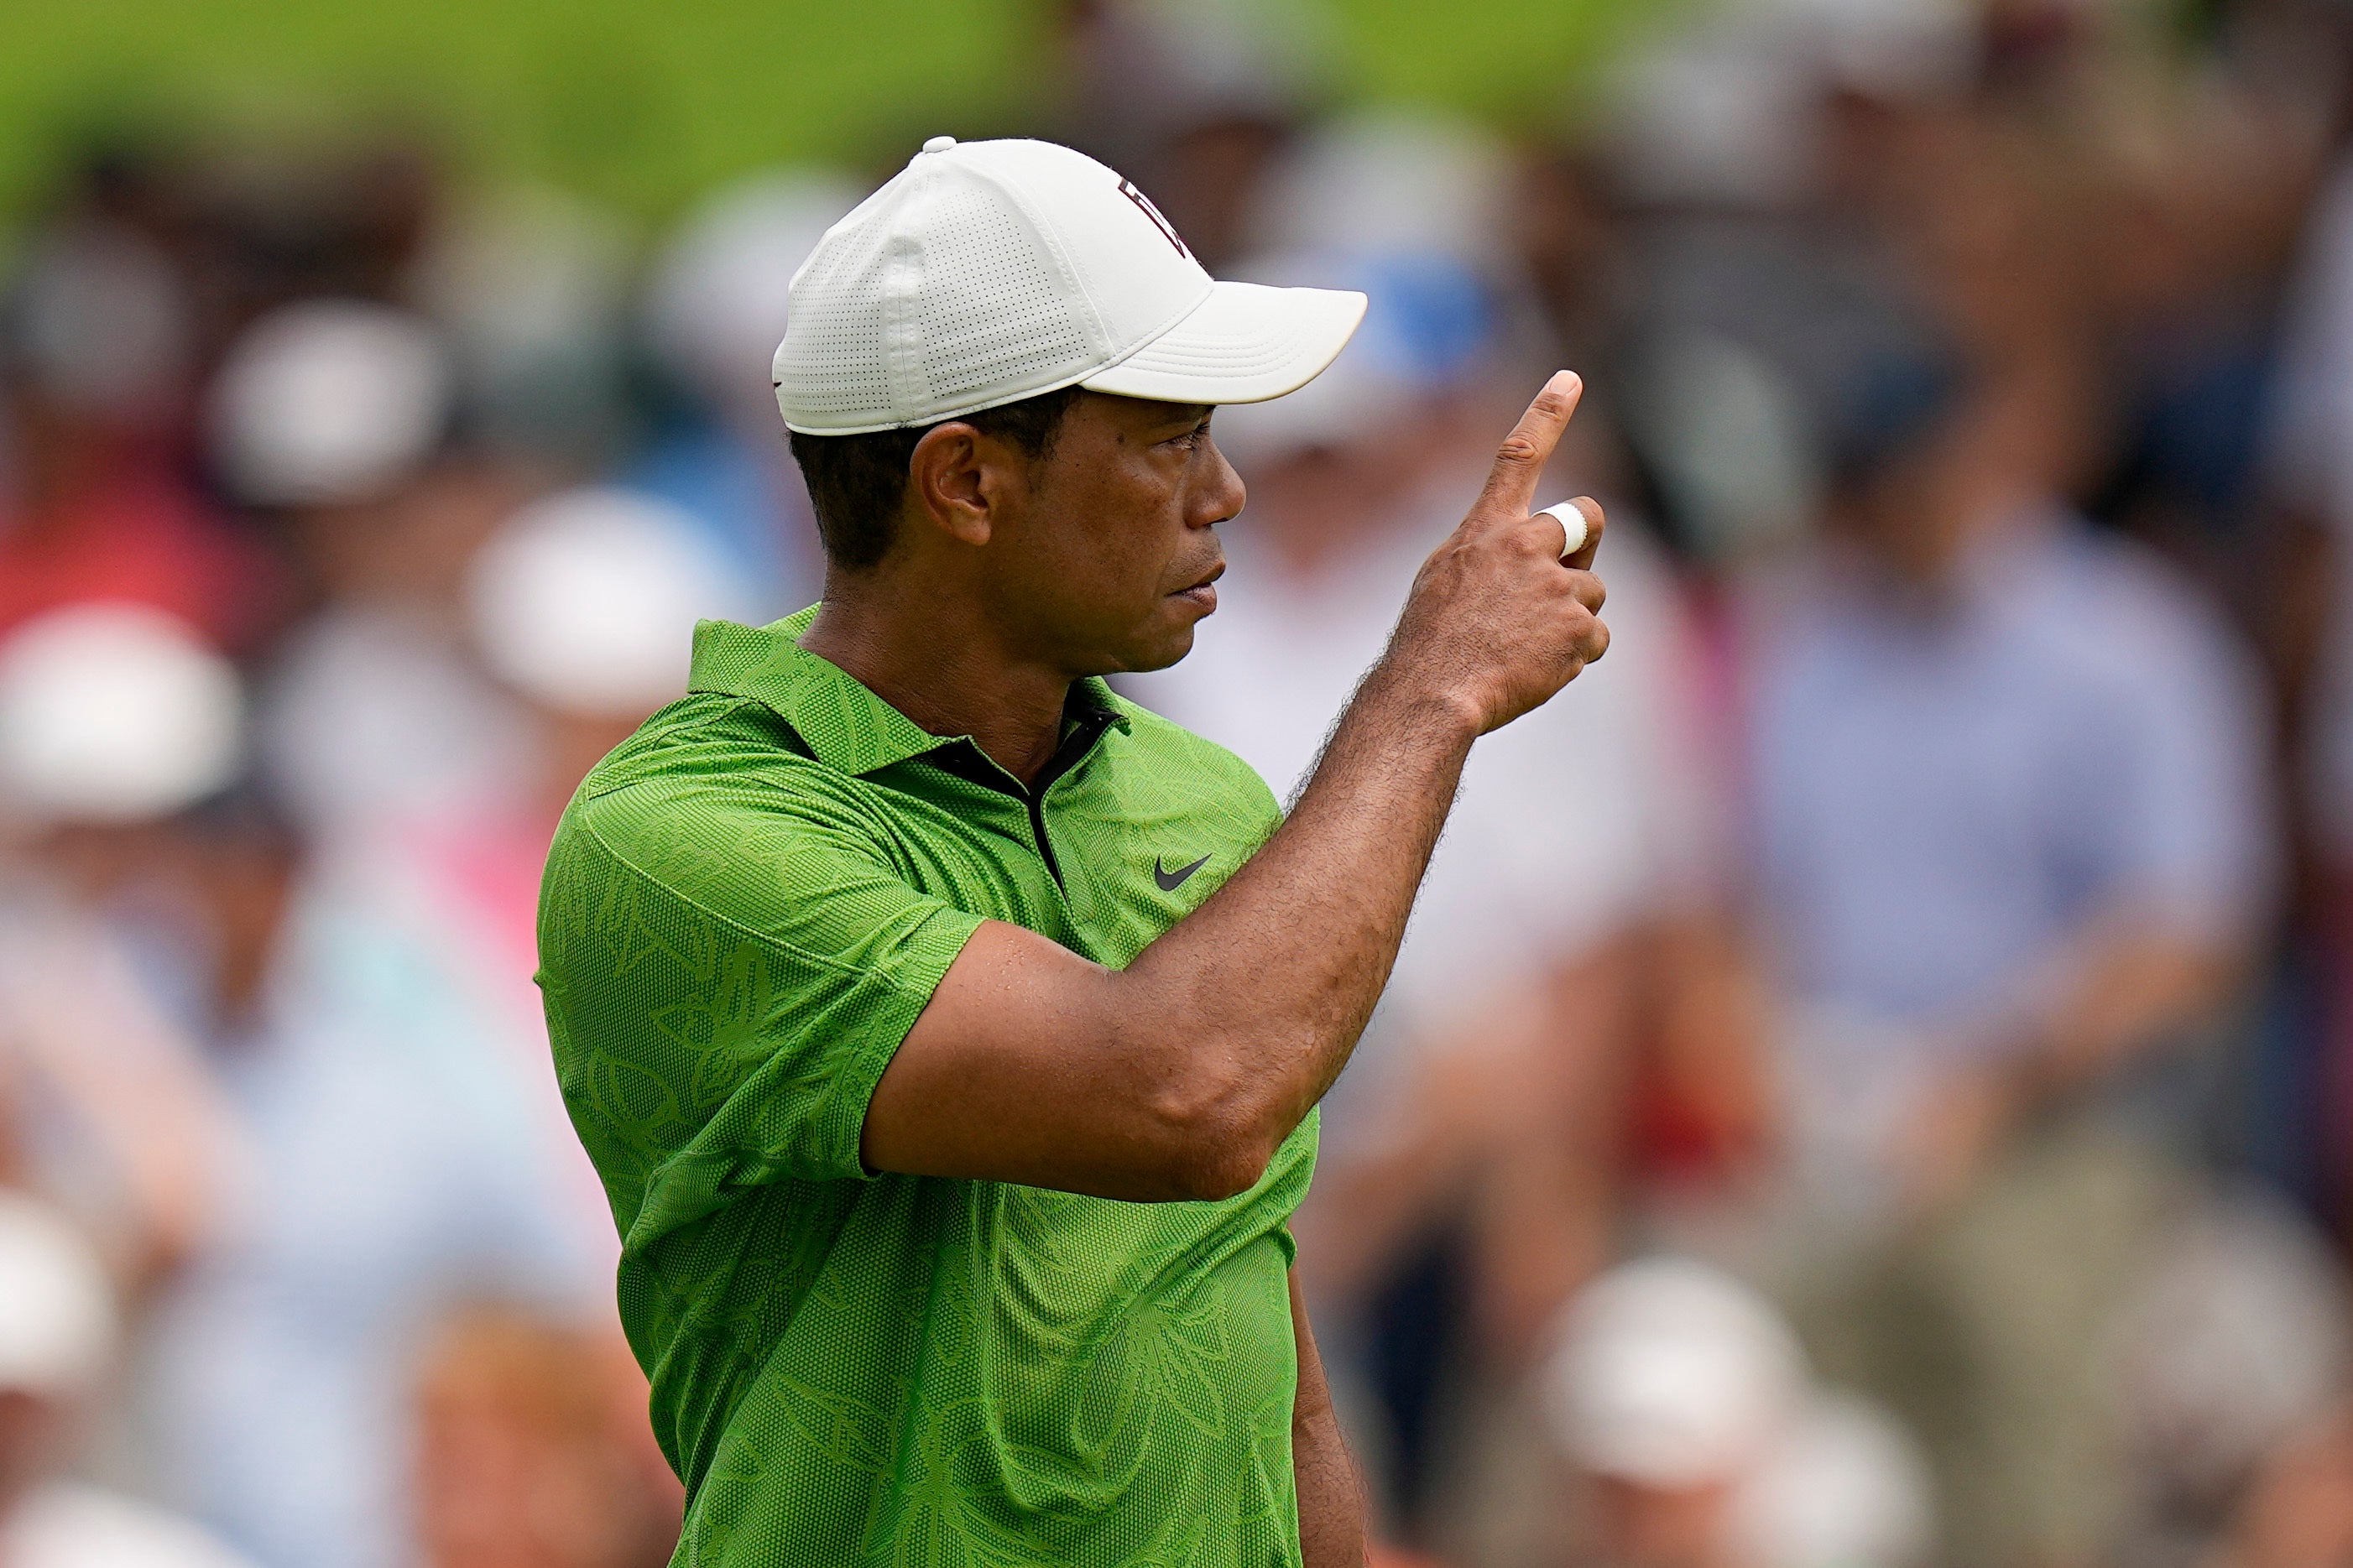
[537,774,983,1249]
[2056,551,2277,951]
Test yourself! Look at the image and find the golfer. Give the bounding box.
[537,137,1609,1567]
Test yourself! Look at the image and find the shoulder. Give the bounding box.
[2032,524,2260,699]
[544,692,889,916]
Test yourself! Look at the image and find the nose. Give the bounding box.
[1193,435,1245,529]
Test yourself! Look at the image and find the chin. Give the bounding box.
[1107,622,1197,675]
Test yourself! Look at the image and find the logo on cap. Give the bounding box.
[1118,179,1191,260]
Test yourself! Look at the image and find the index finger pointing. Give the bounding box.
[1476,371,1584,519]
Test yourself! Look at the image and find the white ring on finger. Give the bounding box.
[1538,501,1589,560]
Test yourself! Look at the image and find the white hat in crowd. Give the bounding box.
[772,137,1365,435]
[466,486,740,720]
[0,1191,117,1399]
[211,300,451,506]
[0,603,243,826]
[1545,1255,1810,1487]
[2113,1185,2353,1508]
[1545,1257,1937,1568]
[646,171,863,415]
[1240,109,1511,269]
[1599,0,1976,207]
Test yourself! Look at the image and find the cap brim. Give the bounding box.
[1081,282,1368,406]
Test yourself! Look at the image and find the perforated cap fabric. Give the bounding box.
[774,136,1364,432]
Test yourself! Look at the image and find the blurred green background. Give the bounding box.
[0,0,1665,222]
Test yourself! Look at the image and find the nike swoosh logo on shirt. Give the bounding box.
[1154,854,1212,893]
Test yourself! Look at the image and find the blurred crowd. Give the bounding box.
[5,0,2353,1565]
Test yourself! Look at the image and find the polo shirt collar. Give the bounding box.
[686,609,1130,778]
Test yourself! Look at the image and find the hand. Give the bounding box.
[1896,1062,2022,1216]
[1378,371,1610,736]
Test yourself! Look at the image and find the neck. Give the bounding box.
[799,567,1073,785]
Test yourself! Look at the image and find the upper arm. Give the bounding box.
[2070,596,2274,945]
[539,786,983,1237]
[863,919,1250,1202]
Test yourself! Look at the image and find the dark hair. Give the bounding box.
[787,383,1084,571]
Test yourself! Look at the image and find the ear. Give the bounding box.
[908,422,1029,548]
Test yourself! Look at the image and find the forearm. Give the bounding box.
[1903,925,2242,1209]
[1119,667,1476,1172]
[1992,923,2240,1104]
[1291,1273,1366,1568]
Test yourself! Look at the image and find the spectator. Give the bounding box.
[251,486,738,1555]
[1050,0,1327,272]
[631,172,859,616]
[213,300,537,849]
[0,136,289,654]
[409,184,633,471]
[1542,1256,1933,1568]
[413,1305,676,1568]
[1734,153,2276,1561]
[0,1190,256,1568]
[0,603,245,1290]
[0,377,282,654]
[140,780,599,1568]
[306,482,744,1272]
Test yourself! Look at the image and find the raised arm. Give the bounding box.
[862,373,1611,1201]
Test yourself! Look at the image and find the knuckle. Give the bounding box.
[1495,435,1542,465]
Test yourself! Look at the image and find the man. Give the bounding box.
[1735,211,2271,1563]
[536,137,1610,1567]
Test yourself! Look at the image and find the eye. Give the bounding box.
[1164,416,1213,451]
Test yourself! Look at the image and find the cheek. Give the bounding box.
[1042,476,1181,605]
[1056,524,1168,626]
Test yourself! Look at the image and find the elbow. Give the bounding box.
[1150,1076,1281,1202]
[1169,1133,1276,1203]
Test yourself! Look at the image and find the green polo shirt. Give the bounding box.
[536,607,1315,1568]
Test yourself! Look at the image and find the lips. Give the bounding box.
[1171,560,1223,613]
[1173,560,1224,596]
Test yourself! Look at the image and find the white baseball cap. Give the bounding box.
[0,1191,117,1399]
[1543,1257,1809,1487]
[0,603,244,826]
[467,485,743,718]
[212,300,451,506]
[773,136,1367,435]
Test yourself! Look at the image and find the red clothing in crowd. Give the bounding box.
[0,473,282,652]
